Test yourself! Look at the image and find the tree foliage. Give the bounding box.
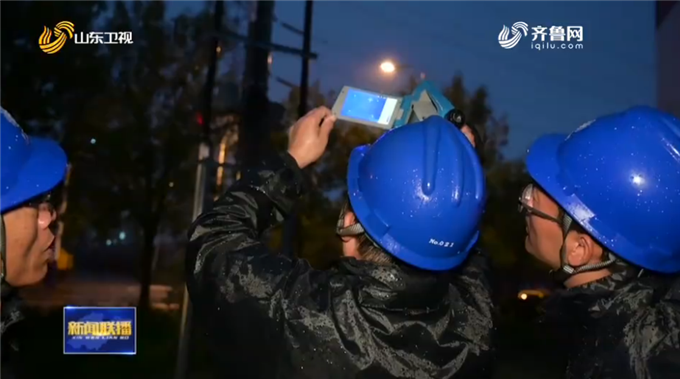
[1,1,239,308]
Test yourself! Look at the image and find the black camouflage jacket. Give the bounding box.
[1,284,24,379]
[544,266,680,379]
[185,152,495,379]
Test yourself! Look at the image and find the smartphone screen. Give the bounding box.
[340,89,399,126]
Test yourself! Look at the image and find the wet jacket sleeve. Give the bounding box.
[452,248,496,362]
[645,283,680,379]
[185,152,329,321]
[1,290,24,379]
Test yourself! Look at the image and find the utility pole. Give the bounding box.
[282,0,314,258]
[175,1,319,376]
[237,0,276,169]
[298,0,313,118]
[175,2,224,379]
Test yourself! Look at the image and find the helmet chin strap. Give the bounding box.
[335,202,386,250]
[336,203,366,238]
[551,212,617,283]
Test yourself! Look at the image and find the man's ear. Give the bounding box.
[343,210,356,229]
[339,211,356,243]
[341,210,361,258]
[461,126,476,147]
[459,124,486,163]
[37,205,53,230]
[565,231,601,267]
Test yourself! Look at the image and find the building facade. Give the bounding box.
[657,1,680,117]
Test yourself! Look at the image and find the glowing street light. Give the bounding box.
[379,60,426,80]
[379,60,396,74]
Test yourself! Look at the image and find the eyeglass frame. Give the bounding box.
[517,183,562,224]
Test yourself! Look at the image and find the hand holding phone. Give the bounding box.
[287,107,336,168]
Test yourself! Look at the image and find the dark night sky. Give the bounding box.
[169,1,656,157]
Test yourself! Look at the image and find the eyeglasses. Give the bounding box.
[518,184,561,224]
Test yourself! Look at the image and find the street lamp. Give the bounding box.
[379,60,396,74]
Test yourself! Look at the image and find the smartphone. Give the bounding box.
[331,86,403,130]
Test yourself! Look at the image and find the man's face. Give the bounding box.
[3,202,57,286]
[520,184,563,269]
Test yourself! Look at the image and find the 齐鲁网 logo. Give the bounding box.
[63,306,136,355]
[39,21,133,55]
[498,22,529,49]
[498,22,584,51]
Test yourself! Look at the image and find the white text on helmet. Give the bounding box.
[429,239,455,248]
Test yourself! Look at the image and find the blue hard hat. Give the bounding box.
[525,106,680,273]
[346,116,486,271]
[1,108,68,213]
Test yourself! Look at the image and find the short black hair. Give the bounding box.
[342,200,394,265]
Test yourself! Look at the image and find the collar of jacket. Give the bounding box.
[1,283,24,336]
[335,257,450,310]
[542,262,678,326]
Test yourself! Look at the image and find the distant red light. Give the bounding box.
[196,113,204,126]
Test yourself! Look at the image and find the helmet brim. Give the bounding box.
[525,133,568,201]
[526,133,594,231]
[347,145,473,271]
[1,137,67,213]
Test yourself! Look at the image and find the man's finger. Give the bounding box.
[319,114,336,140]
[317,106,332,118]
[304,106,332,125]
